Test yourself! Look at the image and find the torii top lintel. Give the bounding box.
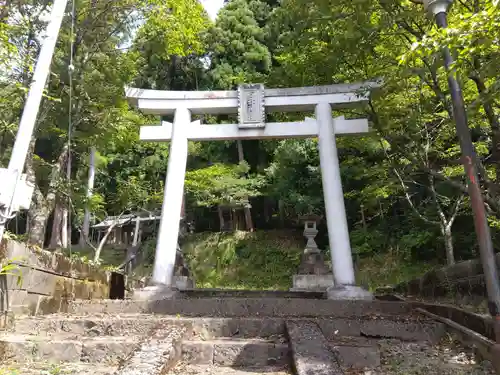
[125,81,380,116]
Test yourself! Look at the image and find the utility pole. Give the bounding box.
[422,1,500,371]
[0,0,69,240]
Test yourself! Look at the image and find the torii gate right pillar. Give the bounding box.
[317,102,355,285]
[316,102,371,300]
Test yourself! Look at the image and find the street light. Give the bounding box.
[422,0,500,368]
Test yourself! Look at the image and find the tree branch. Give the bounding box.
[447,194,464,230]
[380,138,439,225]
[93,212,126,263]
[427,173,447,225]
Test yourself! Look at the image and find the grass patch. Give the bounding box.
[184,230,304,290]
[356,252,437,291]
[184,230,435,291]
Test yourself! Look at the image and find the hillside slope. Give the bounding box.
[183,230,304,290]
[182,230,433,291]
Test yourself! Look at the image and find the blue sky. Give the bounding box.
[200,0,225,20]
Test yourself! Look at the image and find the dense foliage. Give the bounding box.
[1,0,500,269]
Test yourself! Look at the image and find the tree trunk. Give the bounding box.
[61,207,69,248]
[218,206,225,232]
[442,225,455,266]
[360,204,367,232]
[263,197,270,224]
[243,203,253,232]
[49,201,64,249]
[94,213,124,263]
[79,147,96,247]
[236,209,246,231]
[61,143,73,249]
[27,199,50,246]
[237,140,254,231]
[26,143,68,247]
[278,200,285,228]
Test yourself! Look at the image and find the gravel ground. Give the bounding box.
[343,335,495,375]
[0,362,117,375]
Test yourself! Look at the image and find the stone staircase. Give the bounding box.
[0,296,449,375]
[0,314,163,374]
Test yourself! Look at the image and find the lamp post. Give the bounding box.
[423,0,500,363]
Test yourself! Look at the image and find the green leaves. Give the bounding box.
[265,139,323,215]
[185,162,264,207]
[136,0,210,58]
[208,0,272,89]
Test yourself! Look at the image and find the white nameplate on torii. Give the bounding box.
[140,116,369,142]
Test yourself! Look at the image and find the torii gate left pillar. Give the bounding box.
[126,82,379,300]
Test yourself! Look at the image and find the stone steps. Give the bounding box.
[69,297,413,317]
[11,314,444,342]
[179,289,324,299]
[328,336,381,368]
[0,298,453,375]
[317,316,445,342]
[181,337,289,366]
[0,333,139,364]
[12,314,162,336]
[286,320,343,375]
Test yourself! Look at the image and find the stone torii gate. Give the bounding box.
[126,82,378,299]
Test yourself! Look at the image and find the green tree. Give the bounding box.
[265,0,481,263]
[132,0,211,90]
[209,0,271,89]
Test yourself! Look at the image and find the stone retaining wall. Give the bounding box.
[0,240,111,316]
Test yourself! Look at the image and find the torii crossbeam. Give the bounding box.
[126,81,379,299]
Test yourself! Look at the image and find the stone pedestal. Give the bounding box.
[132,285,179,300]
[131,275,193,300]
[173,275,194,289]
[298,251,330,275]
[292,274,334,291]
[174,246,195,289]
[132,243,194,299]
[291,215,335,292]
[326,285,373,300]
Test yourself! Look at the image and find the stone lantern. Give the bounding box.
[291,214,334,291]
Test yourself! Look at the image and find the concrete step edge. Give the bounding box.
[169,364,291,374]
[185,338,286,345]
[0,334,141,343]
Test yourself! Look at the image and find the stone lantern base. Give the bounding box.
[173,247,195,289]
[172,275,194,289]
[291,214,335,292]
[132,285,179,300]
[131,245,194,300]
[291,251,334,292]
[291,274,334,291]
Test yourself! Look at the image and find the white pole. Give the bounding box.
[152,108,190,286]
[0,0,69,240]
[80,147,96,246]
[316,103,356,286]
